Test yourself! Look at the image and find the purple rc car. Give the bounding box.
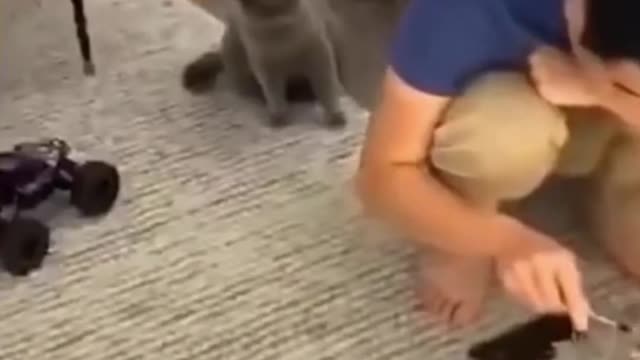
[0,139,119,276]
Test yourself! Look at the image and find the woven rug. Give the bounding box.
[1,1,639,359]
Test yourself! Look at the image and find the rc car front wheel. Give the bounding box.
[71,161,120,216]
[0,218,50,276]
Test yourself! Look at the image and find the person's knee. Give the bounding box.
[430,72,568,201]
[591,137,640,278]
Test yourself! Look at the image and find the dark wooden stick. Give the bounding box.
[70,0,95,75]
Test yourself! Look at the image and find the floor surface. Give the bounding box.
[1,1,640,359]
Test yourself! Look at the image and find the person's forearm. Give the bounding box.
[357,164,514,257]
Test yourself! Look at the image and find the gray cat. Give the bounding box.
[184,0,346,129]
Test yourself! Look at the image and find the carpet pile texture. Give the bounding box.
[1,1,639,359]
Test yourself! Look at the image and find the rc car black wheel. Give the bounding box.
[71,161,120,216]
[0,218,50,276]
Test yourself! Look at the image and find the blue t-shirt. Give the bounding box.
[389,0,572,96]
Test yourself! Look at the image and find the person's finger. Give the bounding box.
[556,260,590,331]
[500,270,526,305]
[534,261,566,313]
[512,263,546,312]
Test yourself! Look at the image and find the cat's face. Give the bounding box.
[238,0,299,17]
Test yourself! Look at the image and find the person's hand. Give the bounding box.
[528,46,613,107]
[607,60,640,96]
[493,217,591,331]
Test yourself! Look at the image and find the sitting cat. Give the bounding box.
[184,0,346,129]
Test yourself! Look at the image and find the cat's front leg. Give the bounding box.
[251,61,290,128]
[221,28,263,99]
[306,42,346,129]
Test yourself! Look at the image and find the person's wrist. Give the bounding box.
[485,214,528,257]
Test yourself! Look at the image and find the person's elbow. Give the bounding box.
[353,67,448,218]
[354,158,401,218]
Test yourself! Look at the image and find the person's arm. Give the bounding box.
[356,68,515,257]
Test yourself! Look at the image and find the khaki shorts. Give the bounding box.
[429,71,627,204]
[424,71,640,271]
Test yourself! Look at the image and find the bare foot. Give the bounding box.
[417,251,493,327]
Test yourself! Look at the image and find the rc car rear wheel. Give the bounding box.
[0,218,50,276]
[71,161,120,216]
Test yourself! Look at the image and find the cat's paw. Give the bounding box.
[182,51,223,94]
[325,111,346,129]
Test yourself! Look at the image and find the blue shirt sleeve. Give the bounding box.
[389,0,504,96]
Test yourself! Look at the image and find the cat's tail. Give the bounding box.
[181,50,224,94]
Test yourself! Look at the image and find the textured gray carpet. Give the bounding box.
[2,1,640,359]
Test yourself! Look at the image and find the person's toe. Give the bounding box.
[420,287,449,319]
[445,301,462,324]
[451,302,482,327]
[435,295,452,317]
